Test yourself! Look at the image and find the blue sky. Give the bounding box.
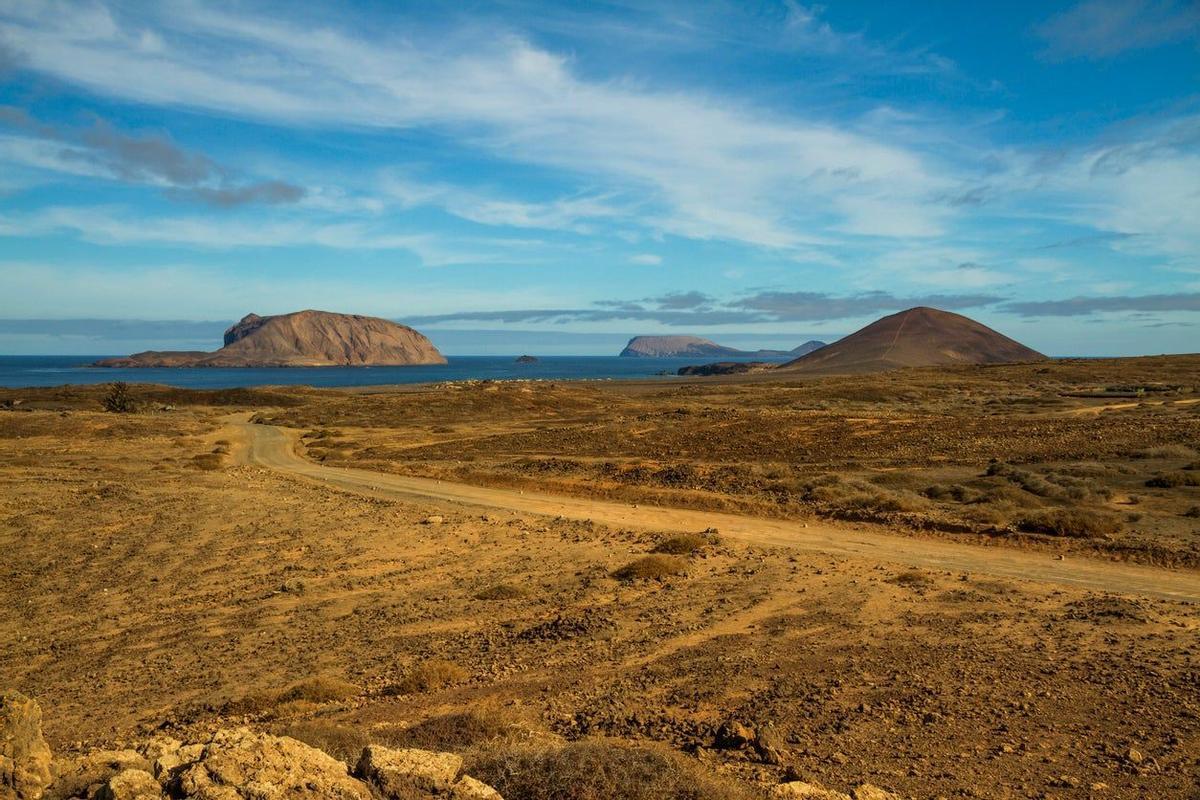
[0,0,1198,356]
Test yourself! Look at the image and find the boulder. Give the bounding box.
[96,770,162,800]
[713,720,755,750]
[448,774,503,799]
[1,690,53,800]
[172,729,371,800]
[47,750,148,800]
[772,782,851,800]
[355,745,462,795]
[852,785,900,800]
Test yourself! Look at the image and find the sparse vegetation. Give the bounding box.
[612,554,687,581]
[651,533,711,554]
[385,659,469,695]
[465,739,754,800]
[1145,472,1200,488]
[474,583,527,600]
[225,675,359,716]
[1017,509,1122,539]
[101,381,137,413]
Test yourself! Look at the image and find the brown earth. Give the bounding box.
[779,307,1045,373]
[94,310,446,367]
[1,358,1199,798]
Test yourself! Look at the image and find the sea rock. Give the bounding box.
[172,728,371,800]
[95,769,162,800]
[0,690,53,800]
[355,745,462,795]
[94,310,446,368]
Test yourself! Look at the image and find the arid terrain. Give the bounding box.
[2,356,1199,798]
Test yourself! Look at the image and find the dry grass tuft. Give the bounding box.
[1017,509,1122,539]
[388,709,514,752]
[226,675,359,716]
[651,533,712,555]
[612,555,687,582]
[1145,472,1200,488]
[386,659,469,695]
[474,583,526,600]
[465,739,754,800]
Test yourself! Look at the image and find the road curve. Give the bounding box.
[231,420,1200,602]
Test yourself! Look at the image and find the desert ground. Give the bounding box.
[2,356,1199,798]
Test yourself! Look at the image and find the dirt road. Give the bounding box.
[232,420,1200,602]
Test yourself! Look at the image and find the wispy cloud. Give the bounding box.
[1002,292,1200,317]
[1035,0,1200,59]
[0,108,305,207]
[407,289,1003,327]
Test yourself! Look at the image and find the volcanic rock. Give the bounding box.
[0,690,53,800]
[779,307,1044,374]
[94,310,446,368]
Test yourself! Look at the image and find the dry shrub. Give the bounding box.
[891,570,933,588]
[923,484,982,503]
[1132,444,1197,459]
[474,583,526,600]
[1184,506,1200,518]
[465,739,753,800]
[190,453,224,471]
[276,676,361,704]
[1145,472,1200,488]
[612,555,687,582]
[278,721,369,763]
[225,675,359,716]
[1017,509,1122,538]
[386,659,469,695]
[651,533,711,555]
[804,475,928,513]
[388,709,513,751]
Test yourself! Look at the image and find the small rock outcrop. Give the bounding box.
[1,690,53,800]
[514,355,538,364]
[172,729,372,800]
[772,782,900,800]
[41,725,504,800]
[94,310,446,368]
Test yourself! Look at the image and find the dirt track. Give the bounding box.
[233,420,1200,602]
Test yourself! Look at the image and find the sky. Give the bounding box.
[0,0,1198,356]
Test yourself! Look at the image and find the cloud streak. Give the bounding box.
[1002,293,1200,317]
[1035,0,1200,59]
[0,107,305,207]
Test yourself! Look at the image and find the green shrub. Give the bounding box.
[101,381,137,413]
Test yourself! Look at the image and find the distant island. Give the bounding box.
[680,307,1045,376]
[93,310,446,368]
[515,355,539,364]
[619,335,826,359]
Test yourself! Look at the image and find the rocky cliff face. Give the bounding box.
[95,311,446,368]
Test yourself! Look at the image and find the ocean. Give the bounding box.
[0,354,793,389]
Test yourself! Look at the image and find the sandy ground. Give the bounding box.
[2,400,1198,798]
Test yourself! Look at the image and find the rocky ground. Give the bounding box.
[1,367,1198,798]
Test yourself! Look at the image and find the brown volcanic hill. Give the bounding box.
[95,310,446,368]
[779,307,1045,374]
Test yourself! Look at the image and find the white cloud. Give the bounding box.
[1036,0,1200,59]
[0,0,956,250]
[629,253,662,265]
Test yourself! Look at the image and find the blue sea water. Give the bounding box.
[0,355,792,389]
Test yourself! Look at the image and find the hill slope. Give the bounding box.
[780,307,1044,374]
[620,335,826,358]
[95,310,446,367]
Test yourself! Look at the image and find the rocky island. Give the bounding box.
[94,310,446,368]
[619,335,825,358]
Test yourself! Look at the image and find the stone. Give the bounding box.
[355,745,463,795]
[0,690,53,800]
[96,769,163,800]
[852,785,901,800]
[449,774,504,799]
[1125,747,1144,765]
[714,720,754,749]
[173,729,370,800]
[421,516,445,526]
[772,782,851,800]
[44,750,147,800]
